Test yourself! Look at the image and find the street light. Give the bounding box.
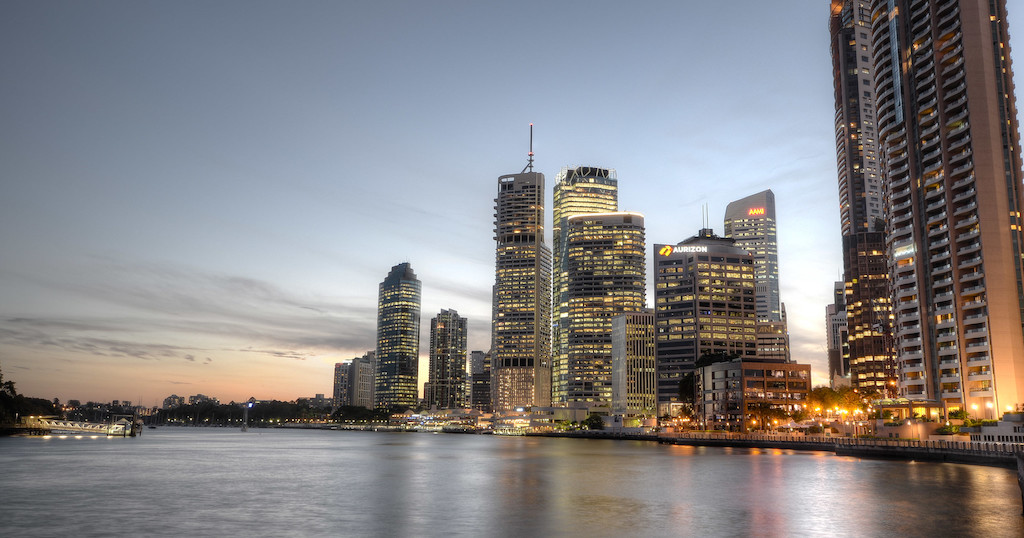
[986,401,993,420]
[242,397,255,432]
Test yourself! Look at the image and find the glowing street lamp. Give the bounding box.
[242,397,255,432]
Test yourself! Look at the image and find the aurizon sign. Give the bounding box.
[659,245,708,256]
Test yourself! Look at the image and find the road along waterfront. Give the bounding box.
[2,427,1021,537]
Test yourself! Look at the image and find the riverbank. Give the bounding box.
[530,430,1020,468]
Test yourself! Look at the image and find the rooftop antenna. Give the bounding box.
[522,123,534,173]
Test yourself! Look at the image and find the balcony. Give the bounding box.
[942,57,965,76]
[950,148,973,164]
[956,242,981,255]
[952,202,977,216]
[897,286,918,299]
[924,160,944,175]
[952,173,975,189]
[901,350,925,361]
[947,109,969,126]
[963,299,987,311]
[961,284,985,296]
[959,271,983,283]
[892,225,914,238]
[952,189,976,203]
[948,117,969,135]
[955,215,978,228]
[897,324,922,338]
[948,133,971,151]
[943,67,965,87]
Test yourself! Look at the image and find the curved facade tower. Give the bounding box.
[551,166,618,404]
[871,0,1024,415]
[375,262,421,410]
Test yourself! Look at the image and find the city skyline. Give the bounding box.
[4,2,1024,405]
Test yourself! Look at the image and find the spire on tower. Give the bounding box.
[522,123,535,173]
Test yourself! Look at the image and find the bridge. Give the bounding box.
[21,416,138,437]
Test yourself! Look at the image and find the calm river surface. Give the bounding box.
[1,428,1022,537]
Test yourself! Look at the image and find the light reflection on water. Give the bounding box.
[1,429,1021,537]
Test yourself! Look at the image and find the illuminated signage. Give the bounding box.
[893,243,916,259]
[748,207,766,216]
[659,245,709,256]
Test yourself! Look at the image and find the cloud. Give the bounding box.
[0,260,381,362]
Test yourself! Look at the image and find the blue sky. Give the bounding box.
[3,2,1023,405]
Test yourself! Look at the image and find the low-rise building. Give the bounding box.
[696,357,810,432]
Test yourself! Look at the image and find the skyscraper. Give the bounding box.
[611,309,656,420]
[826,281,851,387]
[425,309,467,409]
[551,166,618,404]
[723,190,781,322]
[469,350,492,412]
[830,0,897,397]
[562,212,646,407]
[492,156,552,411]
[375,262,421,410]
[654,229,758,415]
[830,0,884,235]
[334,352,375,409]
[871,0,1024,415]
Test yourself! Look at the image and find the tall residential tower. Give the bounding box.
[871,0,1024,414]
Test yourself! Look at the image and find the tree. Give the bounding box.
[0,365,16,398]
[746,401,785,431]
[583,413,604,430]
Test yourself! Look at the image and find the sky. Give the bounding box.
[3,2,1023,406]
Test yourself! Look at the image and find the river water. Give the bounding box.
[1,428,1021,537]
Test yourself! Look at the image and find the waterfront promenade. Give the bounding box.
[535,430,1022,468]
